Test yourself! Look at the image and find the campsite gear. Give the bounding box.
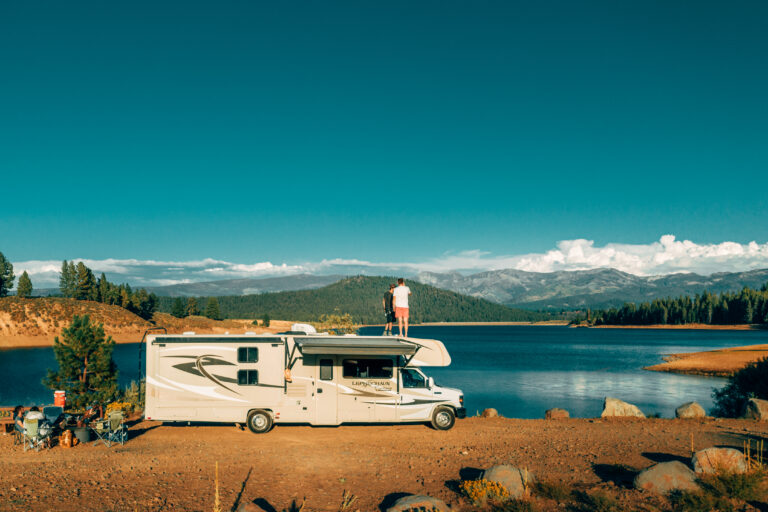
[90,411,127,447]
[22,417,52,451]
[54,390,66,407]
[144,332,465,433]
[59,429,75,448]
[43,406,63,426]
[72,426,91,444]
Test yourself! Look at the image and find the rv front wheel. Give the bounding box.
[430,407,455,430]
[247,410,273,434]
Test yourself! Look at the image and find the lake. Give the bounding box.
[1,325,764,418]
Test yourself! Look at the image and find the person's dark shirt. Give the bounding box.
[383,291,394,312]
[14,413,24,432]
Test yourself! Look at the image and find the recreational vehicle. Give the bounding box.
[143,331,466,433]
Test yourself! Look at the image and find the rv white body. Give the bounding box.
[144,333,465,432]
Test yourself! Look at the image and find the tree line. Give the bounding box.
[58,260,158,320]
[0,251,33,298]
[156,275,554,324]
[583,283,768,326]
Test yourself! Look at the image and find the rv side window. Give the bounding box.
[319,359,333,380]
[237,347,259,363]
[237,370,259,385]
[342,359,393,379]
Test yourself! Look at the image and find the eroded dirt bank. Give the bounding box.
[2,417,767,511]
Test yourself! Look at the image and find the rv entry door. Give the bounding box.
[314,356,339,425]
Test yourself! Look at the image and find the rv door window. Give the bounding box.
[237,347,259,363]
[401,368,427,388]
[237,370,259,385]
[319,359,333,380]
[342,359,393,379]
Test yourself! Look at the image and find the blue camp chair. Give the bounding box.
[91,411,127,447]
[43,406,63,426]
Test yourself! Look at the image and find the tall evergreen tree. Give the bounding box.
[186,297,199,316]
[43,315,119,408]
[204,297,222,320]
[171,297,186,318]
[0,251,15,297]
[97,273,110,303]
[74,262,97,300]
[59,260,74,297]
[16,271,33,298]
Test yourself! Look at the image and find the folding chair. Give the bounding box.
[91,411,127,447]
[22,418,43,452]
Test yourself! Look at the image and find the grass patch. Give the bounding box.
[533,480,572,502]
[698,469,766,501]
[569,489,620,512]
[489,499,539,512]
[668,490,735,512]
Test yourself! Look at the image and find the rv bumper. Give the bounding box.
[456,407,467,419]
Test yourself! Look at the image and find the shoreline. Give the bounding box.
[368,321,570,327]
[644,343,768,377]
[591,323,762,330]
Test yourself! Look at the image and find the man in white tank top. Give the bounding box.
[392,278,412,337]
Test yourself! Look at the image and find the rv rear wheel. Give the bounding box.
[247,410,273,434]
[430,406,455,430]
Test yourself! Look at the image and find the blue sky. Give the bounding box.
[2,1,767,281]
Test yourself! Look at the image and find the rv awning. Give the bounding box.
[294,337,418,356]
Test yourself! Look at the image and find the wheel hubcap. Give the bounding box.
[253,415,267,429]
[436,412,451,427]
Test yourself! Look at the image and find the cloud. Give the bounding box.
[9,235,768,289]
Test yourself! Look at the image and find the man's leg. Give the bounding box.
[397,315,404,336]
[404,314,409,337]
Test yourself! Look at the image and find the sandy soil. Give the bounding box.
[2,417,766,511]
[645,344,768,377]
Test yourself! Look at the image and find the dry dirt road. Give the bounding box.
[2,417,767,511]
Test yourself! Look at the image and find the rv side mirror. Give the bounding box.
[428,377,434,389]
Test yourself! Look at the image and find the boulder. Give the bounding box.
[692,447,747,475]
[482,465,535,499]
[675,402,706,419]
[236,503,262,512]
[545,408,569,420]
[481,408,498,418]
[601,397,645,418]
[386,494,449,512]
[634,461,699,494]
[743,398,768,420]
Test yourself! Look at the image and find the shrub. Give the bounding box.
[571,489,620,512]
[712,357,768,417]
[668,490,732,512]
[460,479,510,506]
[533,481,571,502]
[698,469,767,502]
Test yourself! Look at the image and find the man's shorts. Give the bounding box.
[395,307,409,319]
[385,310,396,323]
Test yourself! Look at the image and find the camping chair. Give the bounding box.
[22,418,47,452]
[43,406,63,426]
[91,411,127,447]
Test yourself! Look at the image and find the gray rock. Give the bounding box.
[482,465,535,499]
[675,402,706,419]
[601,397,645,418]
[744,398,768,420]
[386,494,449,512]
[236,502,263,512]
[545,408,569,420]
[481,408,498,418]
[692,447,748,474]
[634,461,699,494]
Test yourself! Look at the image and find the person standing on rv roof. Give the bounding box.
[392,278,411,337]
[382,283,396,336]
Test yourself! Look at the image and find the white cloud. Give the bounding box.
[10,235,768,289]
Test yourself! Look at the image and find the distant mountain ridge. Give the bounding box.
[414,268,768,310]
[144,273,343,297]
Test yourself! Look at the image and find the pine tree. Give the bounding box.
[59,260,74,297]
[205,297,222,320]
[0,251,15,297]
[74,262,97,300]
[97,273,110,303]
[262,313,270,327]
[43,315,119,408]
[171,298,186,318]
[16,271,33,298]
[186,297,199,316]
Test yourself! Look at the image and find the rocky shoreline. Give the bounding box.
[644,343,768,377]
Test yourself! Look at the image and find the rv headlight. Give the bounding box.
[459,395,464,405]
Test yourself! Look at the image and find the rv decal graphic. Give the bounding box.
[165,355,240,395]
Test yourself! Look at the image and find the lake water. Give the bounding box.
[1,326,764,418]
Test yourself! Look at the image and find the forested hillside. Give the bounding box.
[587,283,768,326]
[157,276,553,323]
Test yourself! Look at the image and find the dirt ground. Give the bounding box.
[645,344,768,376]
[2,417,767,511]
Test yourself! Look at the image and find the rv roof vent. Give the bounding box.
[183,331,195,335]
[225,331,229,335]
[245,331,256,335]
[291,323,317,334]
